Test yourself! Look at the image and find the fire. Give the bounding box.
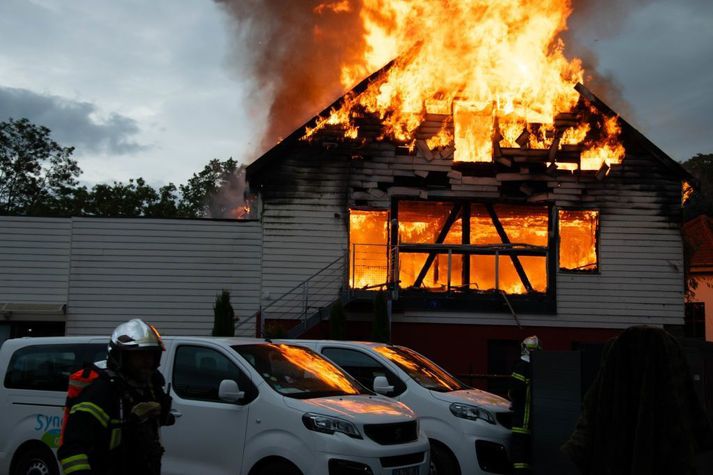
[305,0,624,170]
[274,344,360,394]
[373,345,462,391]
[350,204,560,294]
[558,210,598,270]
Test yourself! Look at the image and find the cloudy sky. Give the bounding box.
[1,0,711,187]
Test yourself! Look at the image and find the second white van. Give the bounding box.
[283,340,513,475]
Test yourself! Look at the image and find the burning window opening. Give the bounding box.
[558,209,599,272]
[349,203,551,295]
[682,181,694,207]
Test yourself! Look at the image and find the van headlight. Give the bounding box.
[449,403,495,424]
[302,413,362,439]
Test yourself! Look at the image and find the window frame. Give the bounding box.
[171,344,257,405]
[321,346,407,397]
[557,207,600,274]
[3,343,107,392]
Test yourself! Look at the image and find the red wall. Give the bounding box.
[294,319,621,384]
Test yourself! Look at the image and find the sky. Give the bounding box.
[0,0,711,188]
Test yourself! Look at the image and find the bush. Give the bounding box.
[212,290,235,336]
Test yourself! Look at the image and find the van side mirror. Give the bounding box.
[218,379,245,403]
[373,376,394,395]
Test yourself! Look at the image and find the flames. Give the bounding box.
[274,344,361,394]
[350,205,599,293]
[373,345,462,391]
[307,0,624,170]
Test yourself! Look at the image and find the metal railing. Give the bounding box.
[257,255,347,336]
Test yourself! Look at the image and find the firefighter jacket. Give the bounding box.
[57,368,174,475]
[509,358,532,436]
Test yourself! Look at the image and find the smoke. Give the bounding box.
[565,0,658,118]
[216,0,659,158]
[214,0,367,153]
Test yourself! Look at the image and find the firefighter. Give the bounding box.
[509,335,541,474]
[58,319,175,475]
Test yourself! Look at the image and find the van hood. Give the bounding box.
[431,388,511,412]
[283,395,416,424]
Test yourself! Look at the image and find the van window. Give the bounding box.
[233,343,368,399]
[373,346,468,392]
[4,344,106,392]
[172,345,257,404]
[322,347,406,396]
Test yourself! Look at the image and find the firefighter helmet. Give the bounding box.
[521,335,542,356]
[107,319,164,370]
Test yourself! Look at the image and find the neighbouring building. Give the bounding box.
[683,214,713,342]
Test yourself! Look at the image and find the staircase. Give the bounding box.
[236,255,348,338]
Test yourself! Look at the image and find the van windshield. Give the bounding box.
[232,343,367,399]
[373,345,468,392]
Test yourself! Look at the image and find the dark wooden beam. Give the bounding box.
[412,203,463,288]
[484,203,534,293]
[462,202,471,289]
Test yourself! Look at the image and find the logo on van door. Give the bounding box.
[35,414,63,448]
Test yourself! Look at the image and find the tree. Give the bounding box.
[0,118,80,215]
[212,290,236,337]
[683,153,713,220]
[179,158,247,218]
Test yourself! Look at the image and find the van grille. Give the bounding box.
[380,452,425,468]
[363,420,418,445]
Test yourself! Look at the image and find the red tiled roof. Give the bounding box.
[683,215,713,270]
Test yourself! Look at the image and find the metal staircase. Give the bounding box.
[236,255,347,338]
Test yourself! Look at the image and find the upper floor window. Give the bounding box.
[559,209,599,272]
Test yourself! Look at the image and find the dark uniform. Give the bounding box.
[58,366,173,475]
[510,357,533,473]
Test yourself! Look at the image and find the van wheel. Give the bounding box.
[430,442,460,475]
[12,446,59,475]
[256,460,302,475]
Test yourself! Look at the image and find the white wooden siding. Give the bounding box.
[66,218,262,337]
[258,155,350,313]
[0,216,72,307]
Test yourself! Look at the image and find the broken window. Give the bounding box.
[558,209,599,272]
[349,202,553,296]
[398,201,463,290]
[469,205,548,294]
[349,209,389,289]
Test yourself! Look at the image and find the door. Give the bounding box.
[321,346,407,398]
[162,344,257,475]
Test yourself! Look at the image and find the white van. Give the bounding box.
[0,336,431,475]
[282,340,512,475]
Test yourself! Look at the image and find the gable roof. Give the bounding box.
[247,64,692,184]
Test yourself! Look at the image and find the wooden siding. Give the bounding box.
[257,151,350,312]
[249,114,686,329]
[0,216,72,306]
[66,218,262,337]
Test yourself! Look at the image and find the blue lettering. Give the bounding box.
[35,414,62,431]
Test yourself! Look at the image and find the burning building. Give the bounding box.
[245,0,692,377]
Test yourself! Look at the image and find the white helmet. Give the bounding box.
[521,335,542,357]
[107,319,164,369]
